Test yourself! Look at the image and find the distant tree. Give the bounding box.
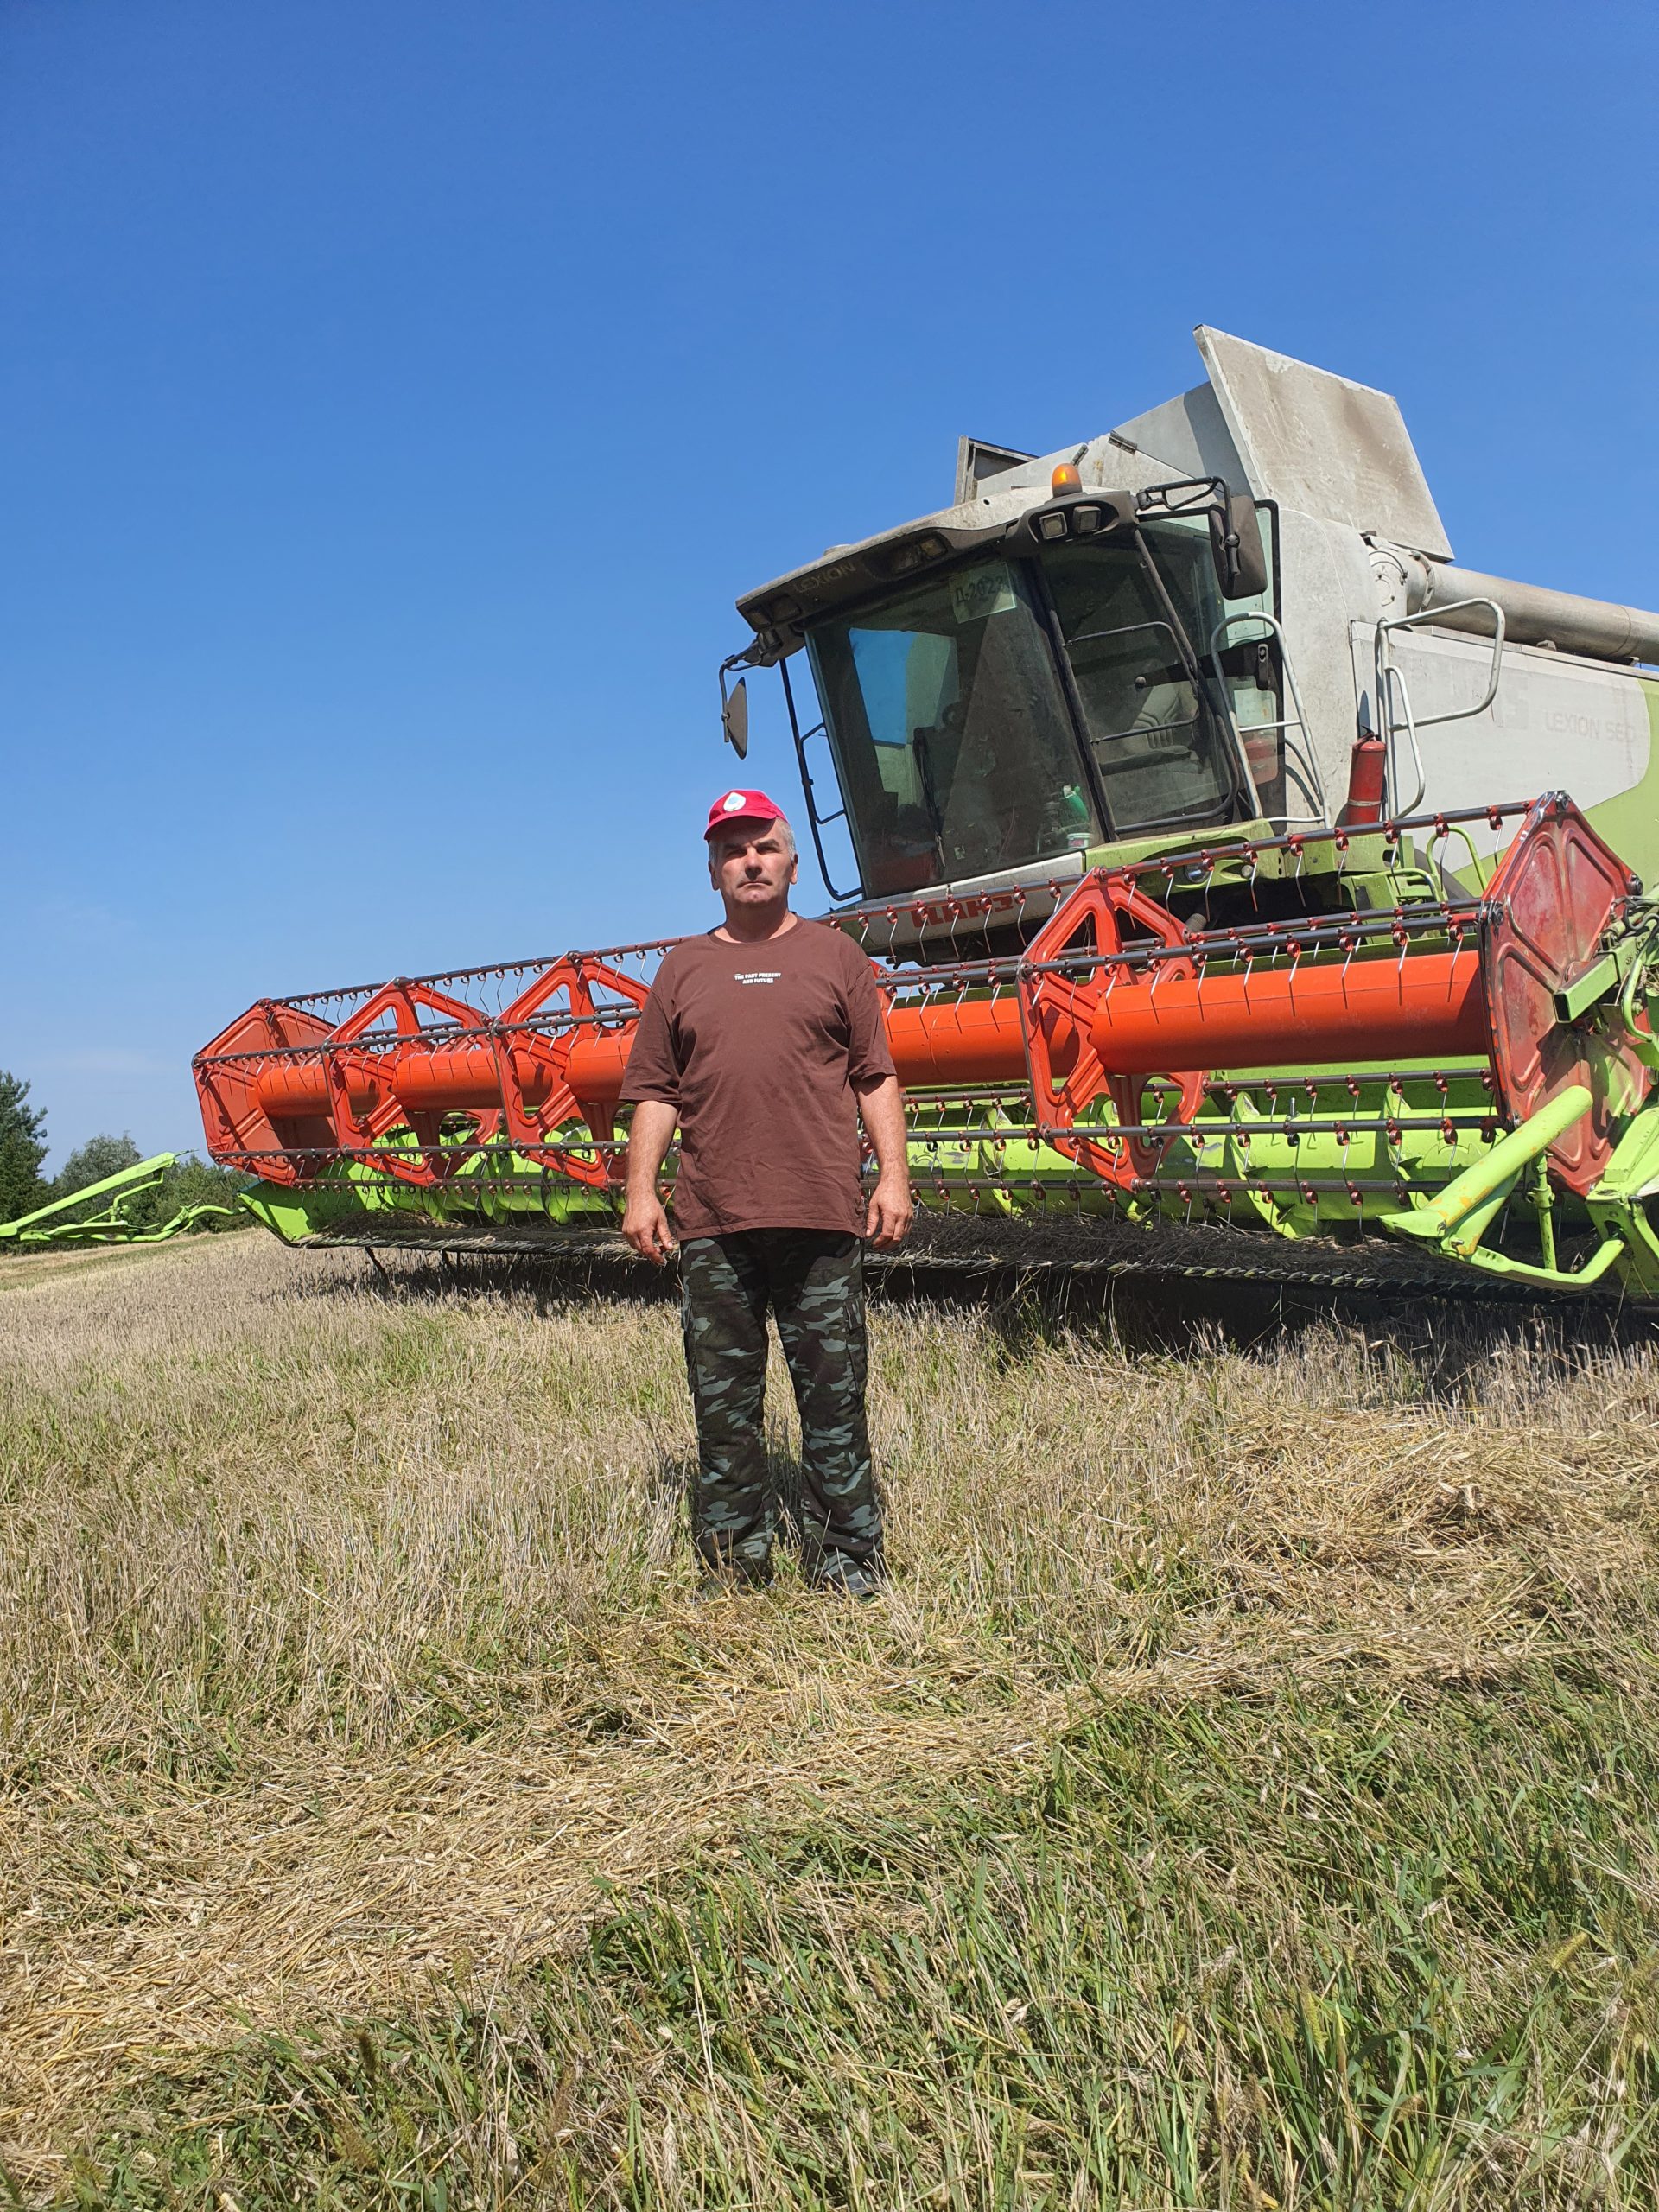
[0,1071,49,1225]
[54,1132,143,1198]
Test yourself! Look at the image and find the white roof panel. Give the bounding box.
[1194,326,1452,559]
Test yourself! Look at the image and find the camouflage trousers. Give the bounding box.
[678,1230,882,1585]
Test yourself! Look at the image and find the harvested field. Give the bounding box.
[2,1232,1658,2206]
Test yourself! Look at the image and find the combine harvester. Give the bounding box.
[194,331,1659,1300]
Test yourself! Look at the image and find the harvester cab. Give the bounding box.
[194,329,1659,1303]
[728,327,1659,941]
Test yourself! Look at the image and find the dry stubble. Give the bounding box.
[1,1232,1656,2183]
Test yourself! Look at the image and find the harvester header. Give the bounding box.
[194,329,1659,1300]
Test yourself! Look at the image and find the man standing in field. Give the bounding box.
[620,789,912,1599]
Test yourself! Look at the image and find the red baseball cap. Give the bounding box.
[704,787,790,840]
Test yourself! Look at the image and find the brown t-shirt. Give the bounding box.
[619,917,896,1238]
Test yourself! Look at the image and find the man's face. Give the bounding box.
[708,818,798,908]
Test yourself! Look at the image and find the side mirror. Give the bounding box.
[1209,495,1269,601]
[721,674,749,759]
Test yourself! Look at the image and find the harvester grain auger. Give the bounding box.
[194,331,1659,1299]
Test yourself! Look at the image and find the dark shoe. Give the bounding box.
[810,1562,882,1601]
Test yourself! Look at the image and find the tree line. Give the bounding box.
[0,1068,251,1234]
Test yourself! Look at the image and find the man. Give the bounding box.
[620,789,912,1599]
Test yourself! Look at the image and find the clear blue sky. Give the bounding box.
[3,0,1655,1168]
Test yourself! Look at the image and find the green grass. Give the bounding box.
[67,1670,1659,2209]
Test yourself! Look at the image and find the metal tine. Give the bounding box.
[276,933,683,1017]
[826,795,1531,956]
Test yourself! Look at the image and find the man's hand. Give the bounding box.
[854,1071,912,1249]
[865,1168,913,1249]
[621,1098,680,1267]
[622,1190,677,1267]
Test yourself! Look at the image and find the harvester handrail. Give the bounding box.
[1205,608,1328,824]
[1374,597,1507,815]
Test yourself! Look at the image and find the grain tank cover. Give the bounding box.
[1191,327,1453,559]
